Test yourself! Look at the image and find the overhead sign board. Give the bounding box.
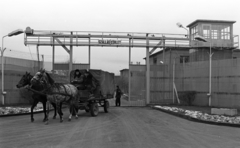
[98,39,121,45]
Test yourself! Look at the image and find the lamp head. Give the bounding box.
[8,29,24,37]
[194,35,208,42]
[177,22,183,28]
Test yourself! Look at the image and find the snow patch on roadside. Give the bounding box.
[0,107,43,115]
[154,105,240,124]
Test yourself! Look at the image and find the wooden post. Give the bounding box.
[146,34,150,104]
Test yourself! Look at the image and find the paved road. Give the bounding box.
[1,106,240,148]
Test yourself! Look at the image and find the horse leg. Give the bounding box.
[73,103,78,119]
[60,103,63,116]
[44,101,50,125]
[31,99,38,122]
[51,102,57,119]
[68,105,73,121]
[68,101,78,121]
[42,101,47,122]
[74,106,78,119]
[57,102,63,122]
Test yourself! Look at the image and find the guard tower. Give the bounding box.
[187,19,238,49]
[187,19,239,61]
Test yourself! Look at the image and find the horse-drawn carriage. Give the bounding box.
[70,69,115,116]
[17,68,115,124]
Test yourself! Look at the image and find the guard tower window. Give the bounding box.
[153,57,157,65]
[191,25,198,40]
[203,25,210,39]
[180,56,189,63]
[211,25,221,39]
[221,25,230,40]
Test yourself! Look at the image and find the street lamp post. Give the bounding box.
[1,29,23,105]
[194,35,213,107]
[177,22,189,38]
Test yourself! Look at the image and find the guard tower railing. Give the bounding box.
[233,35,239,49]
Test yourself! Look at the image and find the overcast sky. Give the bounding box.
[0,0,239,75]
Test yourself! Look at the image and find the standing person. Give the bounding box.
[115,85,122,106]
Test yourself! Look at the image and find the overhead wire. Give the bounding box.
[27,45,34,60]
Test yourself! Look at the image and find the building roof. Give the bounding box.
[143,47,189,59]
[187,19,236,27]
[120,69,128,72]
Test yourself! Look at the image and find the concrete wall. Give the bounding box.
[54,63,90,71]
[149,49,189,65]
[148,57,240,108]
[175,58,240,108]
[130,65,146,101]
[0,57,69,105]
[189,48,234,62]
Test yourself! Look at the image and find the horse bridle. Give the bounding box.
[31,72,49,88]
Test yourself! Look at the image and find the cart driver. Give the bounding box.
[73,69,82,82]
[71,69,84,87]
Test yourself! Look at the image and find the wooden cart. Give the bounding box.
[70,69,114,116]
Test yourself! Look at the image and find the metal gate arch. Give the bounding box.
[24,27,189,106]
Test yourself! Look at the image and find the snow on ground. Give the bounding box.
[0,106,43,115]
[155,105,240,124]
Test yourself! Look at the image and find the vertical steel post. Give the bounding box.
[169,48,172,102]
[129,38,131,102]
[69,32,73,77]
[173,58,175,104]
[209,40,212,106]
[146,34,150,104]
[42,55,44,70]
[209,25,212,106]
[183,57,185,91]
[36,45,40,69]
[1,35,7,105]
[52,37,55,73]
[89,35,91,69]
[162,37,165,100]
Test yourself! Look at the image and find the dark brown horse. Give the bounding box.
[30,69,80,124]
[16,72,58,122]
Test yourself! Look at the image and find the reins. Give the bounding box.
[26,87,72,97]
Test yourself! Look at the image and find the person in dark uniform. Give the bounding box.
[115,85,122,106]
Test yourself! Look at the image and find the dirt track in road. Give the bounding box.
[1,106,240,148]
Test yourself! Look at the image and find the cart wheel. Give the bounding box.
[90,103,99,116]
[104,101,109,113]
